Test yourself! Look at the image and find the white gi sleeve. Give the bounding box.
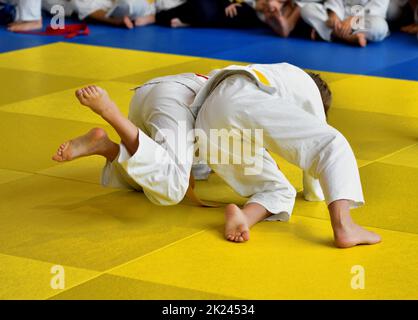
[324,0,346,20]
[114,129,190,206]
[365,0,390,17]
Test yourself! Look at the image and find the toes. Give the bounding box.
[371,233,382,244]
[79,89,88,99]
[85,87,93,96]
[226,232,247,243]
[90,85,98,93]
[88,86,97,96]
[52,154,62,162]
[226,234,234,241]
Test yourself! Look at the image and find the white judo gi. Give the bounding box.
[300,0,390,42]
[193,63,364,220]
[5,0,41,21]
[101,73,211,206]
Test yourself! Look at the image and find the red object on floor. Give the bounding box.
[15,23,90,39]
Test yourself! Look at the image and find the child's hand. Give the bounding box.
[225,3,242,18]
[326,11,340,29]
[336,16,354,37]
[255,0,268,12]
[267,0,284,14]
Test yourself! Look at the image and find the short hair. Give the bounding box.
[307,72,332,116]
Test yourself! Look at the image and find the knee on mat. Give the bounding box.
[150,189,187,206]
[365,16,389,42]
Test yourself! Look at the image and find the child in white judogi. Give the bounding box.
[300,0,390,46]
[4,0,42,32]
[193,63,381,247]
[52,73,210,205]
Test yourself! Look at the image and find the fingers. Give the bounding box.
[334,20,341,30]
[342,23,352,37]
[225,6,231,17]
[333,19,352,38]
[225,4,241,18]
[326,19,334,28]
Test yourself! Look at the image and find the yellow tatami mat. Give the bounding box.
[0,43,417,300]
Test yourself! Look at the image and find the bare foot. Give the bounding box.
[135,15,156,27]
[224,204,250,243]
[170,18,189,28]
[52,128,118,162]
[401,23,418,34]
[333,223,381,248]
[75,85,118,117]
[7,20,42,32]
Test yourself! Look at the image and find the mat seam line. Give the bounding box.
[44,228,212,300]
[359,142,418,169]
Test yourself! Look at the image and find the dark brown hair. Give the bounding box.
[307,72,332,116]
